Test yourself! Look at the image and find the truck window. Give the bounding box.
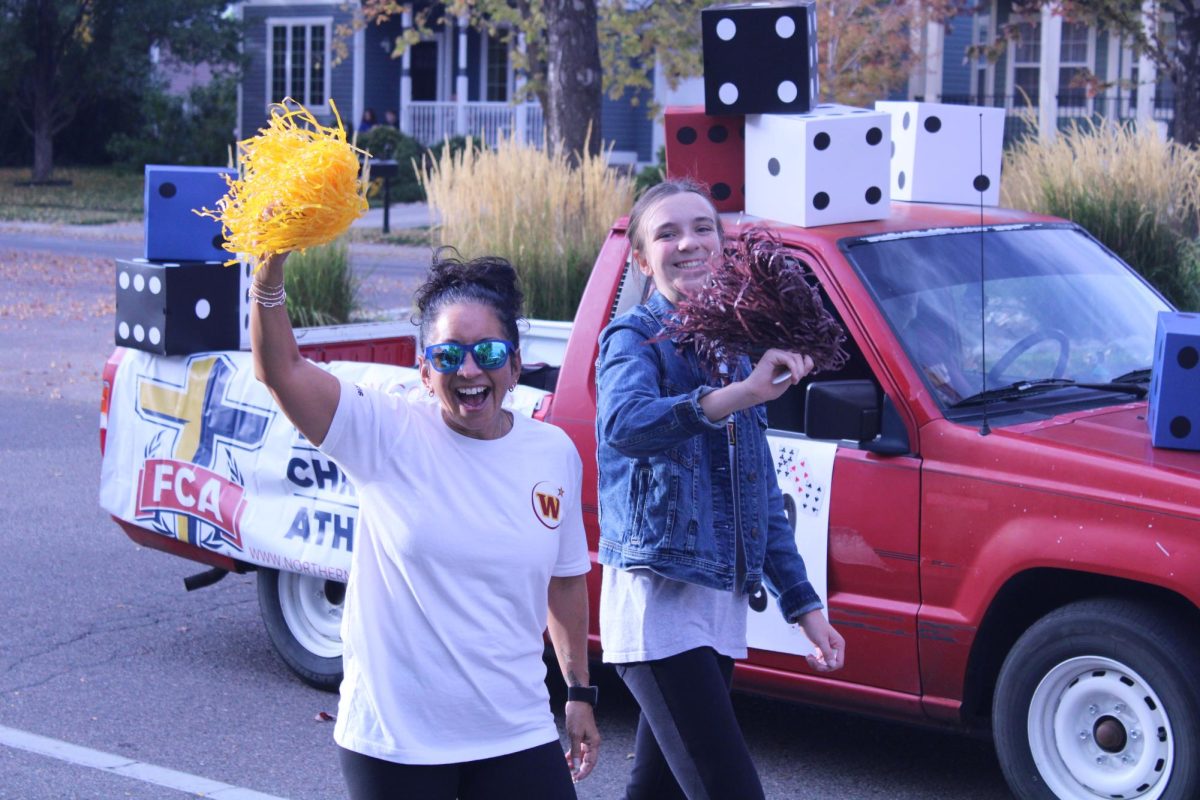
[765,267,876,437]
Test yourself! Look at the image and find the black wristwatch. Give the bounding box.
[566,685,599,707]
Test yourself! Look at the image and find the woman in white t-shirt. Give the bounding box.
[249,250,599,799]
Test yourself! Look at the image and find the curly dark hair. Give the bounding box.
[412,248,524,348]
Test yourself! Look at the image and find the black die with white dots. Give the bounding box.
[114,258,243,355]
[1147,312,1200,451]
[702,0,819,116]
[875,101,1005,206]
[745,104,891,227]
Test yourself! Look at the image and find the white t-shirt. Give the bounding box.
[600,566,749,663]
[318,379,590,764]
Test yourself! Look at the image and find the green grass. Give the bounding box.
[284,238,360,327]
[0,166,143,224]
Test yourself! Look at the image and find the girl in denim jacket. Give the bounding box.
[596,179,845,799]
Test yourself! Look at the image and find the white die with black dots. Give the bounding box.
[701,0,819,115]
[745,103,891,228]
[875,101,1005,207]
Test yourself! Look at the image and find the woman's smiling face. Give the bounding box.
[633,191,722,304]
[419,301,520,440]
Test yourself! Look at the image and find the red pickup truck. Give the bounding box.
[101,202,1200,800]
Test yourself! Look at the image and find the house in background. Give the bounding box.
[236,0,656,167]
[912,0,1175,141]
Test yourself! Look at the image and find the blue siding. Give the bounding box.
[602,84,654,162]
[363,18,404,122]
[941,13,974,100]
[240,4,356,137]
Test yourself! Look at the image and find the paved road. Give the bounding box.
[0,227,1015,799]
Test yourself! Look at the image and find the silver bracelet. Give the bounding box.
[250,281,287,308]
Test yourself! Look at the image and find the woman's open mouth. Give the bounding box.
[455,385,491,409]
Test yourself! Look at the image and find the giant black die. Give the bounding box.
[144,165,233,262]
[875,101,1005,206]
[745,104,890,227]
[702,1,818,115]
[1148,311,1200,450]
[115,258,245,355]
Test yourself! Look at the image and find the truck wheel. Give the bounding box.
[993,598,1200,800]
[257,568,344,692]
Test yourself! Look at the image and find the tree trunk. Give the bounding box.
[1172,5,1200,148]
[545,0,602,161]
[30,0,59,183]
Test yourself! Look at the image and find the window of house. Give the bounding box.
[485,34,509,102]
[268,19,331,110]
[1011,20,1040,107]
[1058,21,1090,109]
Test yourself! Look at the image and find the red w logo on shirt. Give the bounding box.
[531,481,564,530]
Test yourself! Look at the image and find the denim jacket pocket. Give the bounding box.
[628,463,652,546]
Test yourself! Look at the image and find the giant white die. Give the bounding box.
[875,101,1005,206]
[745,104,891,227]
[702,1,819,115]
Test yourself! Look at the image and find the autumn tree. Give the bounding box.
[352,0,962,158]
[0,0,240,182]
[997,1,1200,147]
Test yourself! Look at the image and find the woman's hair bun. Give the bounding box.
[415,248,522,315]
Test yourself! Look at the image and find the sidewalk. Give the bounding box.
[353,202,436,231]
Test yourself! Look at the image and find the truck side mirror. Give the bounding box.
[805,380,910,455]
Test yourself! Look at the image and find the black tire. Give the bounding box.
[256,568,344,692]
[993,598,1200,800]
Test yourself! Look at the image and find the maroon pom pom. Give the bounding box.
[667,227,849,374]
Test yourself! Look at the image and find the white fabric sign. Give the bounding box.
[745,432,836,656]
[99,349,547,579]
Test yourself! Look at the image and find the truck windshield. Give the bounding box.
[843,224,1170,408]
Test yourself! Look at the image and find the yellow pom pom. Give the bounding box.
[198,98,369,269]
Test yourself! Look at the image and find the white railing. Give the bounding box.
[406,101,544,148]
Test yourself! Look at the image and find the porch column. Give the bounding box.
[456,15,469,138]
[1038,5,1063,141]
[1135,0,1159,130]
[399,8,413,135]
[514,32,528,145]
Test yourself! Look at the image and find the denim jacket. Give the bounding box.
[595,291,822,623]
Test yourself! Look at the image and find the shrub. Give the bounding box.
[283,237,359,327]
[106,75,238,168]
[419,135,635,321]
[634,146,667,196]
[1002,118,1200,310]
[358,128,469,204]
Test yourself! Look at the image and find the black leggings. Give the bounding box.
[616,647,765,800]
[337,740,576,800]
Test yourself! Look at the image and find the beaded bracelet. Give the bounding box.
[250,281,287,308]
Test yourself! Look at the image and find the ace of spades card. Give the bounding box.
[745,433,836,657]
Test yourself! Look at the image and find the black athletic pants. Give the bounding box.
[337,739,576,800]
[616,646,766,800]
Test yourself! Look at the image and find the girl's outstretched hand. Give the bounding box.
[797,610,846,673]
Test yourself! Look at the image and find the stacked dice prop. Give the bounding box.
[702,1,818,116]
[1147,311,1200,450]
[144,165,233,262]
[875,102,1005,206]
[114,258,249,355]
[745,104,891,227]
[665,106,745,212]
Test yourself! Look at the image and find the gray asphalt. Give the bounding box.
[0,220,1015,799]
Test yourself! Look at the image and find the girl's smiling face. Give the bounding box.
[633,192,722,304]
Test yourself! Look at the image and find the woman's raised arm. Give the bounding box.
[250,252,341,445]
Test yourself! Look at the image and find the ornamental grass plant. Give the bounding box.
[1002,117,1200,310]
[283,237,359,327]
[419,134,635,320]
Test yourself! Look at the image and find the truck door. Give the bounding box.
[748,249,923,698]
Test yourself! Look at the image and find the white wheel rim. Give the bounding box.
[277,572,344,659]
[1028,655,1173,799]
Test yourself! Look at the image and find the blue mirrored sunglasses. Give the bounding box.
[423,338,516,373]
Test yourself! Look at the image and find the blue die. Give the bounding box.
[144,165,233,262]
[1148,311,1200,450]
